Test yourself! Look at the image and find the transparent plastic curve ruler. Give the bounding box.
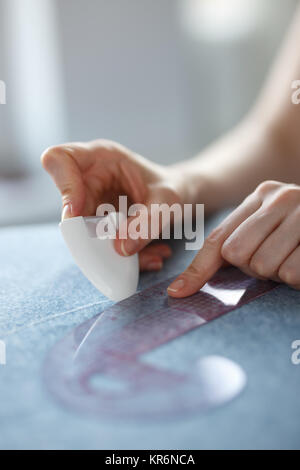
[43,267,279,420]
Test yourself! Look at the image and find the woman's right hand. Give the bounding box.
[41,139,185,272]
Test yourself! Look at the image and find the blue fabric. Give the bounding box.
[0,215,300,449]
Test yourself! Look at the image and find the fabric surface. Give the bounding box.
[0,214,299,449]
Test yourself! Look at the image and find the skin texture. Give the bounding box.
[42,4,300,295]
[41,139,182,271]
[168,181,300,296]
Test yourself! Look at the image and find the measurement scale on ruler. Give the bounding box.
[44,267,279,420]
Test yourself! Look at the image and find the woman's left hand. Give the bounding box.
[168,180,300,297]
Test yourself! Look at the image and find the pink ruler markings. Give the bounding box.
[43,267,279,419]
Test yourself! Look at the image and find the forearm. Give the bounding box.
[172,113,300,213]
[172,3,300,213]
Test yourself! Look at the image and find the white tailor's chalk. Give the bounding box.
[60,212,139,301]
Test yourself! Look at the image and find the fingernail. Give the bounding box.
[121,238,140,256]
[62,203,72,221]
[167,279,185,292]
[146,261,163,271]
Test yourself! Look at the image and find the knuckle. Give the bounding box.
[61,183,74,198]
[220,242,235,262]
[278,265,300,285]
[221,241,247,265]
[93,138,109,147]
[40,145,66,168]
[266,185,300,209]
[249,256,268,277]
[256,180,280,195]
[185,262,201,278]
[275,186,298,203]
[205,226,224,248]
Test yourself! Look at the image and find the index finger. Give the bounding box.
[167,193,261,297]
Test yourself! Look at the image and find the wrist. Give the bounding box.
[166,162,214,209]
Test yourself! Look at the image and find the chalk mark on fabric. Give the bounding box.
[3,300,110,338]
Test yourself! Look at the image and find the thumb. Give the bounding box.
[41,146,85,220]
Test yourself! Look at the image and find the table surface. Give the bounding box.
[0,213,299,450]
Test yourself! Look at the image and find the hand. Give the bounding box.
[168,180,300,296]
[41,139,183,272]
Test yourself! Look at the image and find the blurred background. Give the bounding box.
[0,0,298,227]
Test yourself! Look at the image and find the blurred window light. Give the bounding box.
[180,0,265,42]
[4,0,66,171]
[0,80,6,105]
